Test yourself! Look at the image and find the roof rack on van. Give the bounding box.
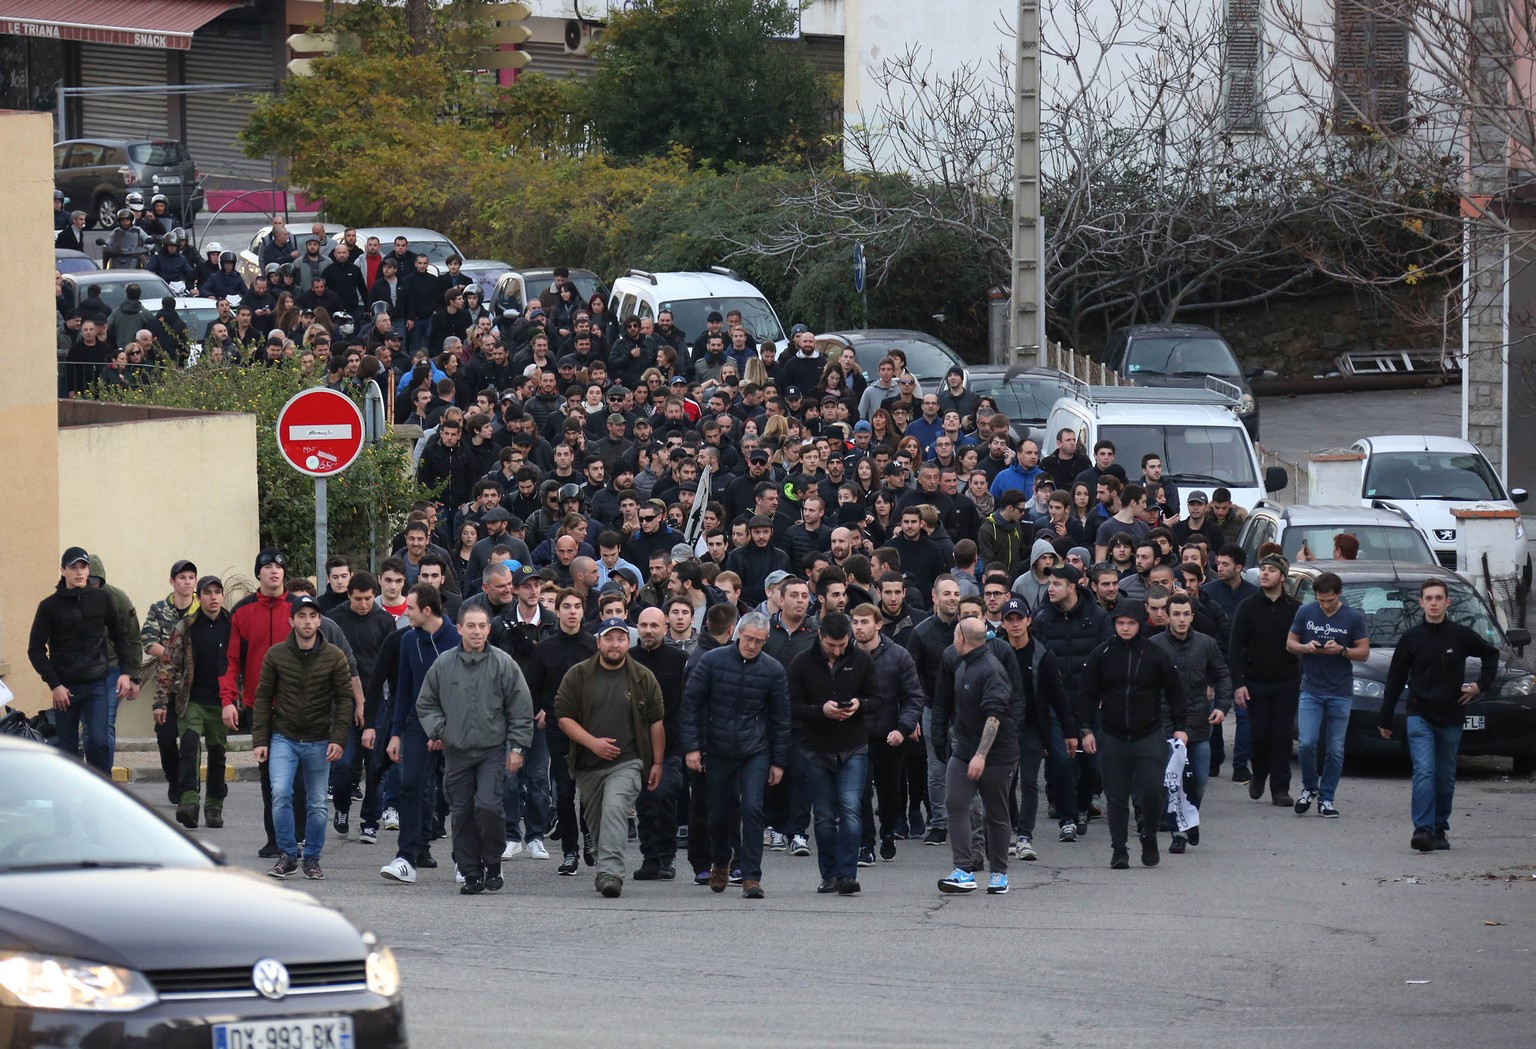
[625,269,658,285]
[709,265,743,281]
[1058,375,1243,408]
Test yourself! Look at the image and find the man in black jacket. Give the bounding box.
[1227,554,1301,807]
[853,603,926,863]
[525,588,598,875]
[491,564,558,860]
[997,597,1072,863]
[325,572,398,836]
[1379,578,1500,852]
[632,607,689,880]
[28,546,138,774]
[906,577,964,846]
[931,617,1018,894]
[1081,601,1188,870]
[788,613,881,895]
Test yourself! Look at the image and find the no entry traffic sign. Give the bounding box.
[276,387,365,478]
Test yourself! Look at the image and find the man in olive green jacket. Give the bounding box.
[252,596,351,880]
[417,604,536,895]
[555,618,665,898]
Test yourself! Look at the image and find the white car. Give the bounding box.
[236,222,346,284]
[608,267,787,351]
[1352,435,1529,571]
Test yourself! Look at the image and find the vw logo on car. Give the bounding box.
[252,958,290,1001]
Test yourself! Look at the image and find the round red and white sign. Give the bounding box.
[275,387,366,478]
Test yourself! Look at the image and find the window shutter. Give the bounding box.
[1224,0,1264,130]
[1333,0,1410,132]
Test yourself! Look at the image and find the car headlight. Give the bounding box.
[1503,674,1536,697]
[1237,394,1256,416]
[0,953,157,1012]
[366,947,400,997]
[1352,678,1384,699]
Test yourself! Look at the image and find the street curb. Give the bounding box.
[112,765,263,784]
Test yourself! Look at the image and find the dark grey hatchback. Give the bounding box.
[0,738,405,1049]
[54,138,205,230]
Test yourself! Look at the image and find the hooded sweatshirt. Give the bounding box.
[87,555,144,672]
[1081,629,1188,741]
[1010,538,1059,610]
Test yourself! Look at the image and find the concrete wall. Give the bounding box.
[57,406,261,735]
[0,110,62,710]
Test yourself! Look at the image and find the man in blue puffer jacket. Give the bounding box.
[681,611,791,900]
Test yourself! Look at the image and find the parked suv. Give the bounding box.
[54,138,204,230]
[1237,502,1437,567]
[1101,323,1260,437]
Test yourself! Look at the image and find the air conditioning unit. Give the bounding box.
[562,19,603,54]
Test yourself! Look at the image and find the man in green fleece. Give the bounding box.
[416,605,536,895]
[252,595,352,881]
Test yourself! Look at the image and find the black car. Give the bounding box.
[0,737,406,1049]
[1286,561,1535,772]
[1101,323,1261,438]
[965,365,1067,446]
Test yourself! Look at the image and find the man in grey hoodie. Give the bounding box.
[1011,538,1059,611]
[416,604,535,895]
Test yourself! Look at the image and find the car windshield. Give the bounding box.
[968,375,1059,423]
[847,336,963,381]
[178,307,222,340]
[663,297,784,344]
[1363,450,1505,501]
[1101,424,1258,488]
[126,141,190,166]
[0,747,213,873]
[71,276,174,310]
[54,255,97,274]
[409,239,461,267]
[1125,336,1241,377]
[1292,578,1506,648]
[1280,525,1434,563]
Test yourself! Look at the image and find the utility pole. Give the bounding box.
[1010,0,1045,366]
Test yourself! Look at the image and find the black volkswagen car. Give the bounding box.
[1287,561,1536,772]
[0,737,406,1048]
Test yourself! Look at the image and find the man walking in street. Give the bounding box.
[1379,579,1500,852]
[415,605,535,895]
[1227,554,1301,807]
[1149,592,1232,852]
[997,597,1072,864]
[852,604,926,865]
[154,576,232,830]
[252,596,352,880]
[1206,544,1259,781]
[932,617,1019,895]
[632,606,689,881]
[141,559,200,798]
[554,618,666,898]
[682,611,792,900]
[789,613,881,895]
[28,546,138,775]
[1080,602,1189,869]
[525,588,598,874]
[1286,571,1368,818]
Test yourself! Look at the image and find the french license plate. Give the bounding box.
[1464,715,1486,730]
[157,174,182,184]
[212,1017,352,1049]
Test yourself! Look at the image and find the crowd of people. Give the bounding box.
[34,237,1499,893]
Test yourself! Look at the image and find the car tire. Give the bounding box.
[94,193,120,230]
[1513,754,1534,777]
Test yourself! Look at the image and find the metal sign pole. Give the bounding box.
[315,477,328,582]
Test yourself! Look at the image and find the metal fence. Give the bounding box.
[1040,342,1127,385]
[1256,443,1309,506]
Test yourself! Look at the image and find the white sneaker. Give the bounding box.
[767,830,788,851]
[454,866,466,885]
[526,839,550,860]
[380,856,416,883]
[381,807,400,831]
[502,840,525,861]
[789,834,810,856]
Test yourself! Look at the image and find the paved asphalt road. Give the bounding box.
[126,749,1535,1049]
[1257,386,1463,465]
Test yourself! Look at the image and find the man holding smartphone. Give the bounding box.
[788,613,881,895]
[1286,572,1369,819]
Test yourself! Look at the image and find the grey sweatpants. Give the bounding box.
[923,708,948,830]
[444,746,506,876]
[576,758,643,880]
[945,758,1016,874]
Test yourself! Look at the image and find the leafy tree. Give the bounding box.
[93,363,427,572]
[583,0,833,167]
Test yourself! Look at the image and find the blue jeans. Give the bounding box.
[1185,740,1211,810]
[1406,716,1461,832]
[802,746,868,881]
[269,734,333,861]
[54,676,112,774]
[504,726,552,842]
[77,666,122,767]
[707,751,769,880]
[1297,692,1351,802]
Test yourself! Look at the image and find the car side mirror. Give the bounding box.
[1506,627,1531,650]
[1511,488,1528,505]
[1264,466,1289,493]
[1245,366,1264,380]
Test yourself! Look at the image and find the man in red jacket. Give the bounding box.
[220,549,298,859]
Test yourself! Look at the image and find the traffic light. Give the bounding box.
[468,2,532,71]
[286,31,359,77]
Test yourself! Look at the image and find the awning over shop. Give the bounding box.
[0,0,238,50]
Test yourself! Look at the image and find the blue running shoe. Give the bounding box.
[987,872,1008,894]
[938,868,978,894]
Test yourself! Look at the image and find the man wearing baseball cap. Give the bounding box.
[1227,553,1303,807]
[553,617,666,898]
[141,559,202,795]
[997,596,1072,864]
[1080,601,1189,869]
[28,547,139,774]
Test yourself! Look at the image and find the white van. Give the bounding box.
[1045,379,1287,510]
[607,267,787,351]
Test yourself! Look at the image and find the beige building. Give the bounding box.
[1,111,261,742]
